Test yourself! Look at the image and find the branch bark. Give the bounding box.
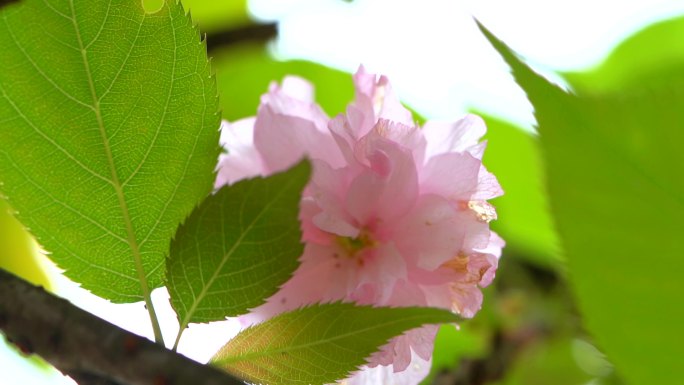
[0,268,245,385]
[205,23,277,52]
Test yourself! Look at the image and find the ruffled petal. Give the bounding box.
[352,66,414,128]
[346,133,419,225]
[393,194,465,271]
[214,118,266,187]
[472,165,504,200]
[254,107,343,173]
[342,349,432,385]
[422,114,487,159]
[420,152,481,200]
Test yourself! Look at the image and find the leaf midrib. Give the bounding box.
[178,176,301,330]
[214,308,456,365]
[67,0,161,342]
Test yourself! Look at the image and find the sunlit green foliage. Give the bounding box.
[0,0,220,302]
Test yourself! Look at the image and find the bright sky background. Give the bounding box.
[5,0,684,384]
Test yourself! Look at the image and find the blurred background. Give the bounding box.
[3,0,684,383]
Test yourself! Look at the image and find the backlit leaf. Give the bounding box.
[212,303,460,385]
[479,22,684,385]
[167,161,309,327]
[0,0,220,302]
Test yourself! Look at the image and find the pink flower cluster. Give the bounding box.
[215,67,503,384]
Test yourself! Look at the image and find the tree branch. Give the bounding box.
[205,23,277,52]
[0,268,245,385]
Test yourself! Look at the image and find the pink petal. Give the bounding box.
[263,76,328,127]
[471,165,504,200]
[307,160,359,236]
[449,283,484,318]
[346,136,418,225]
[214,118,267,187]
[278,76,316,103]
[475,231,505,259]
[344,349,432,385]
[420,152,481,201]
[240,244,348,327]
[422,114,487,159]
[355,119,426,167]
[352,66,414,128]
[254,107,342,173]
[394,194,465,271]
[352,244,408,304]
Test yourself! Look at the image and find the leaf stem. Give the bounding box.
[68,0,164,345]
[172,326,185,351]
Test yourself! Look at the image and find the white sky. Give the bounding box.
[255,0,684,127]
[5,0,684,384]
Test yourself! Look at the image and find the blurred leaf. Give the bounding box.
[572,339,613,378]
[212,44,353,121]
[479,22,684,385]
[480,114,560,266]
[0,200,53,371]
[0,200,51,289]
[0,0,220,302]
[498,336,593,385]
[212,303,460,385]
[181,0,249,33]
[565,15,684,92]
[419,323,487,385]
[167,161,309,327]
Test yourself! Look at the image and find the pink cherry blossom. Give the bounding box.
[215,66,504,384]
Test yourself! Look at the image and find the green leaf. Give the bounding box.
[180,0,249,33]
[0,0,220,303]
[499,336,595,385]
[419,323,487,385]
[479,113,560,266]
[0,200,51,290]
[478,22,684,385]
[167,161,309,329]
[211,303,460,385]
[212,44,354,121]
[565,15,684,93]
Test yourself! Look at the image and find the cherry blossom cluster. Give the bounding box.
[215,67,503,384]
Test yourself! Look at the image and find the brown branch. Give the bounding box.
[205,23,277,52]
[0,268,245,385]
[0,0,19,11]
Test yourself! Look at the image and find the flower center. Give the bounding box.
[337,229,377,257]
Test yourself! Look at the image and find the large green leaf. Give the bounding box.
[167,161,309,335]
[211,303,460,385]
[0,0,220,303]
[479,23,684,385]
